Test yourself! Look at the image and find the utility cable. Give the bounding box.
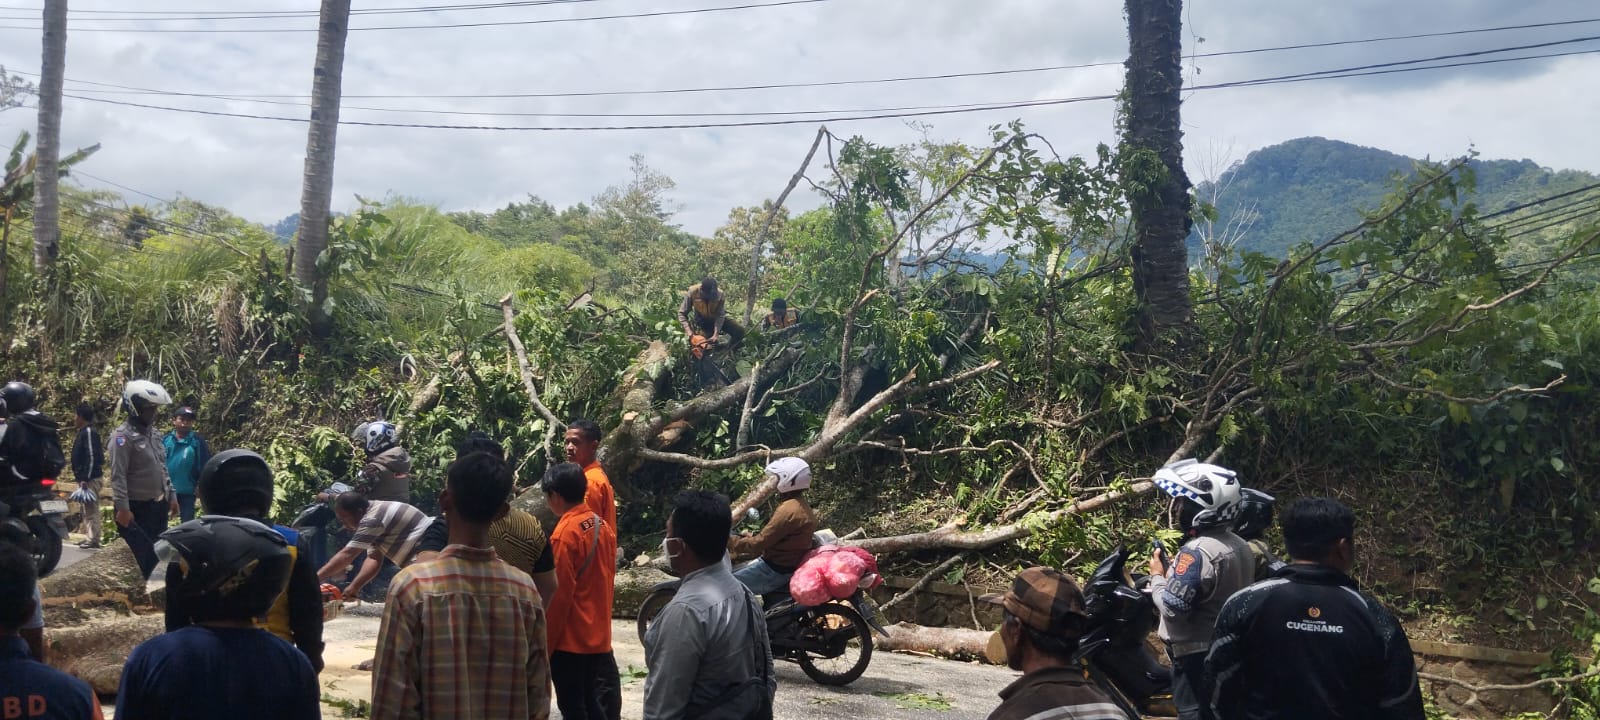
[50,46,1600,131]
[24,16,1600,100]
[0,0,836,32]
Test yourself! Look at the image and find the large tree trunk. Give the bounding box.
[31,0,66,272]
[49,613,165,695]
[40,539,159,610]
[1124,0,1194,346]
[294,0,351,337]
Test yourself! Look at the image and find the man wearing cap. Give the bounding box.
[728,457,818,596]
[162,406,212,523]
[982,567,1130,720]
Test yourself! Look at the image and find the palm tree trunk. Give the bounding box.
[1,207,12,325]
[32,0,66,273]
[1124,0,1194,346]
[295,0,351,336]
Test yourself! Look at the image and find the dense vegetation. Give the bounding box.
[5,126,1600,716]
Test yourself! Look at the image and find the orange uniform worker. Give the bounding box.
[542,462,619,720]
[564,420,616,531]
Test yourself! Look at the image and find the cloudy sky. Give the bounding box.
[0,0,1596,235]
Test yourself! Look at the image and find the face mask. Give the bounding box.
[660,537,682,562]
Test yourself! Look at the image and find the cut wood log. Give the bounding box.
[48,612,166,695]
[40,541,158,610]
[876,621,996,662]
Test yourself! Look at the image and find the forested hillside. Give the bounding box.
[1193,137,1600,262]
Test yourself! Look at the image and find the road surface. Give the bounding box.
[321,606,1017,719]
[60,541,1018,718]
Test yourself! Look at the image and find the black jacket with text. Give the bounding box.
[1205,563,1425,720]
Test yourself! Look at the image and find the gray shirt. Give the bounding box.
[1150,527,1255,657]
[643,557,774,720]
[109,421,174,511]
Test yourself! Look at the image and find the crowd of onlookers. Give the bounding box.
[2,375,1426,720]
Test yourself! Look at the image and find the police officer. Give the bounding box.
[110,380,179,578]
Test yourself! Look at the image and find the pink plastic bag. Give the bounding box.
[789,564,831,606]
[823,551,868,599]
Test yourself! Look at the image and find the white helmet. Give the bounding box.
[1154,459,1243,529]
[765,457,811,493]
[122,380,172,412]
[359,421,399,454]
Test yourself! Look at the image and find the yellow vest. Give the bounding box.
[690,286,724,321]
[257,525,300,643]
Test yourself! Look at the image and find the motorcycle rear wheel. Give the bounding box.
[636,588,677,645]
[794,603,872,686]
[29,517,63,577]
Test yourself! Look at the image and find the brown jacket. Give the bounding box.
[987,666,1129,720]
[728,496,816,572]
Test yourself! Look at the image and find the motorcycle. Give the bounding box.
[635,529,889,687]
[290,481,351,572]
[0,476,69,576]
[1076,545,1177,718]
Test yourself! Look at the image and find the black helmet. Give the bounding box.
[197,449,275,519]
[157,516,291,622]
[1232,488,1276,540]
[0,382,36,417]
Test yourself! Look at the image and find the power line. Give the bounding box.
[28,16,1600,100]
[0,0,614,20]
[0,0,836,32]
[1478,180,1600,221]
[29,33,1598,122]
[51,46,1600,131]
[1488,194,1600,233]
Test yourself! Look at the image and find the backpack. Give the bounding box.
[1,411,67,484]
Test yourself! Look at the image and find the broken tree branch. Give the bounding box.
[745,126,826,326]
[1366,370,1566,406]
[500,293,564,461]
[848,479,1156,555]
[881,552,969,612]
[735,360,763,449]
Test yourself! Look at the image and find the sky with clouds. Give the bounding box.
[0,0,1596,235]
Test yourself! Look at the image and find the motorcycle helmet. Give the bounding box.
[765,457,811,493]
[0,382,36,417]
[1154,459,1243,530]
[157,516,291,622]
[1232,488,1276,540]
[122,380,172,415]
[197,449,275,519]
[358,421,399,454]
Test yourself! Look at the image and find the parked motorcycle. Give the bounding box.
[1077,545,1177,718]
[0,477,69,576]
[635,530,889,687]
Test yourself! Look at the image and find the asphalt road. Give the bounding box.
[60,541,1017,719]
[321,608,1017,720]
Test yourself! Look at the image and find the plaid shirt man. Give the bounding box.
[371,544,551,720]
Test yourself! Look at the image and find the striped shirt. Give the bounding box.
[986,666,1130,720]
[371,544,551,720]
[347,500,432,567]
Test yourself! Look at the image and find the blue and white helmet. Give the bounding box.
[1154,459,1243,529]
[356,420,399,454]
